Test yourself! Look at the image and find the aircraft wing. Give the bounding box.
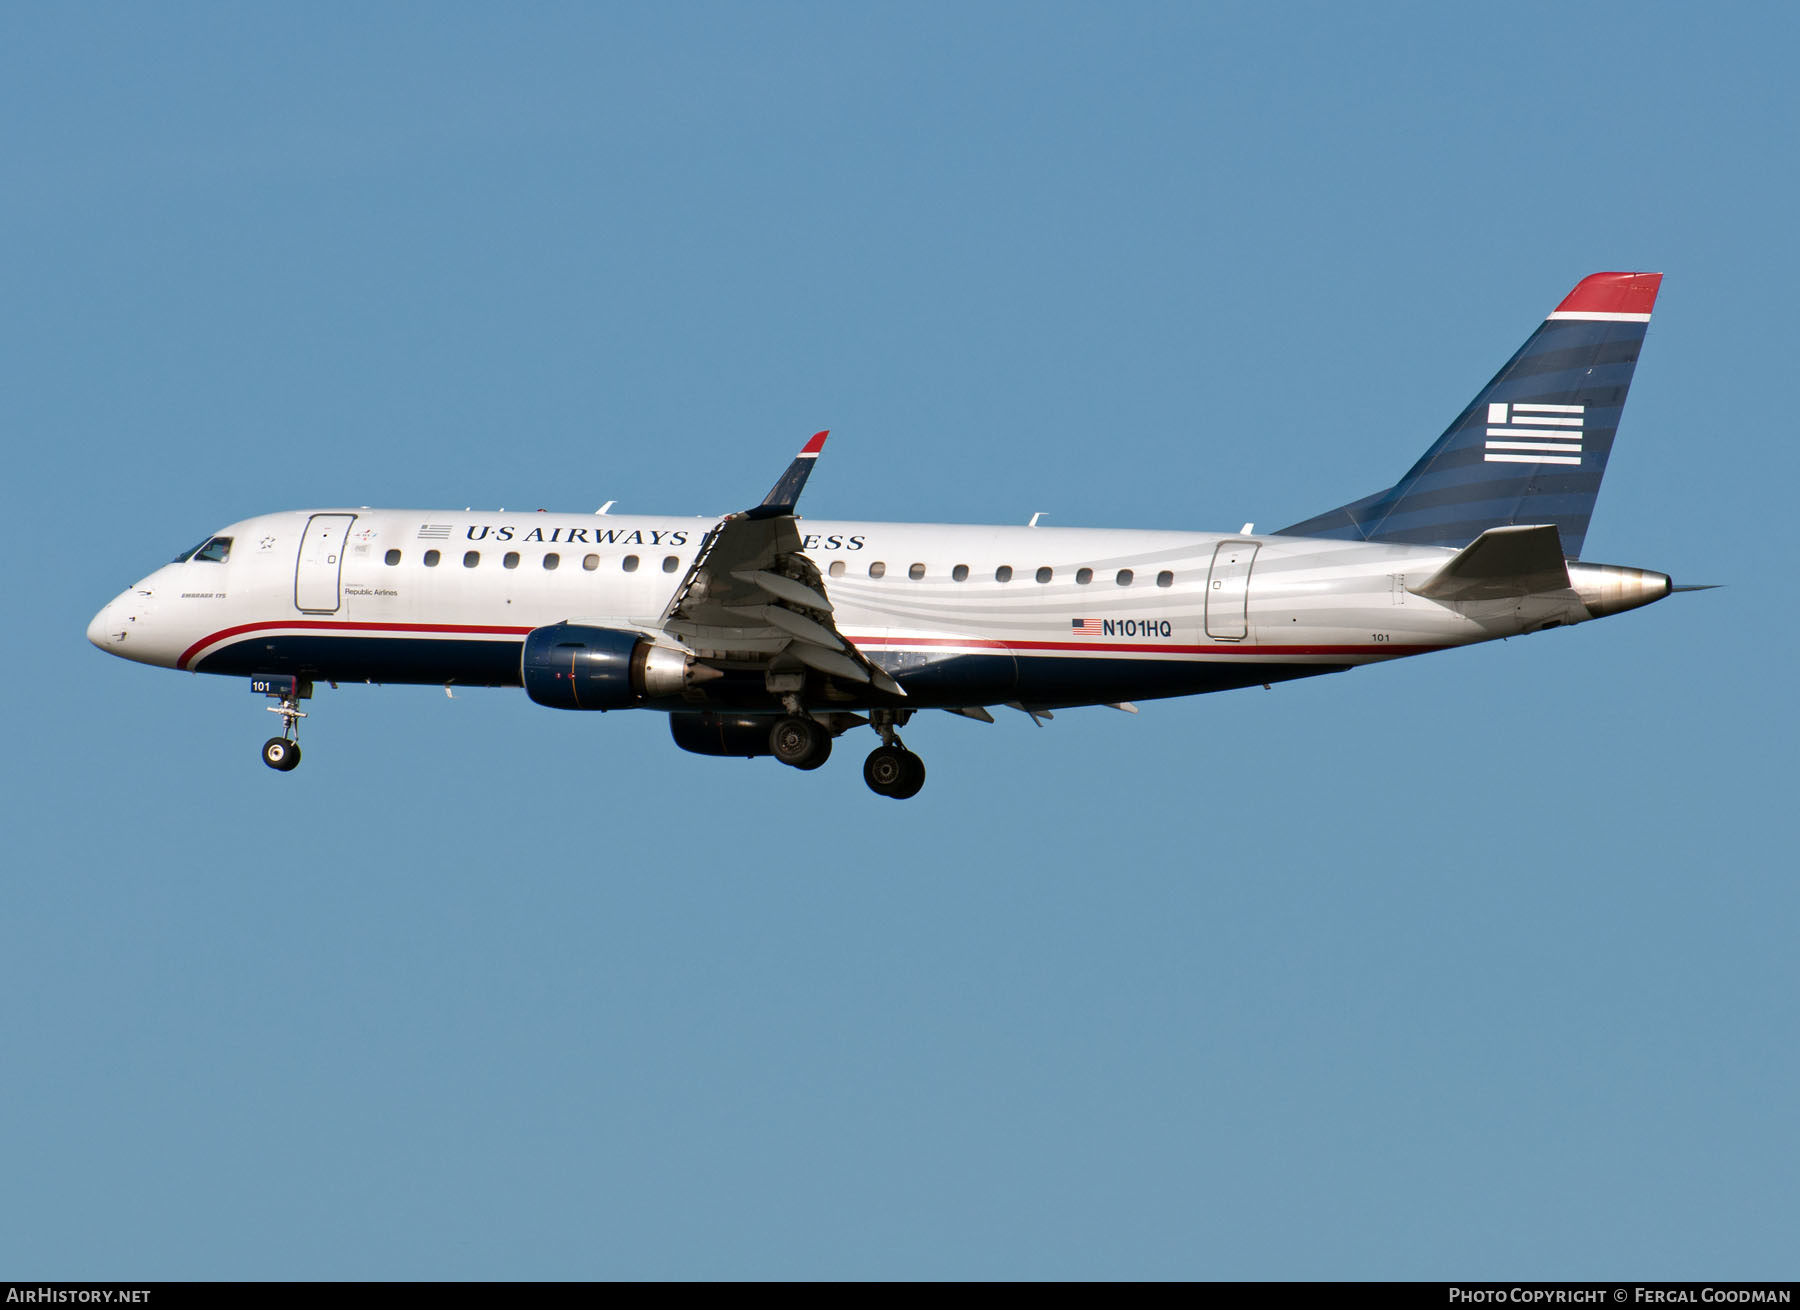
[658,433,905,696]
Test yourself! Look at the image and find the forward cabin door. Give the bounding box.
[1204,541,1259,640]
[295,514,357,613]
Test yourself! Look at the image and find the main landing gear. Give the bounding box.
[253,675,310,772]
[864,709,925,800]
[765,708,927,798]
[769,715,832,770]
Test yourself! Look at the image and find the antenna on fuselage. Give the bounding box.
[1028,512,1046,527]
[596,501,615,515]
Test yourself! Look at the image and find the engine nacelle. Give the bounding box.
[521,623,710,710]
[669,712,779,758]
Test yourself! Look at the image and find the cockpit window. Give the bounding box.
[175,535,232,563]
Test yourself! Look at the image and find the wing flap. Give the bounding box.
[731,569,834,613]
[942,706,996,723]
[787,641,871,683]
[726,603,845,651]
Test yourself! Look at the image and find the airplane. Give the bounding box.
[88,271,1691,799]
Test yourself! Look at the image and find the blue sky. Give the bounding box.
[5,1,1796,1279]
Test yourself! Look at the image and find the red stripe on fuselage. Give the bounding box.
[178,619,535,670]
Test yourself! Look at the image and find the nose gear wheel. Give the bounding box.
[258,683,309,771]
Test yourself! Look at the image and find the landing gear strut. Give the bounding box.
[864,709,925,799]
[254,675,310,772]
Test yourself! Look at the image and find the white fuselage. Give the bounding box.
[87,507,1613,711]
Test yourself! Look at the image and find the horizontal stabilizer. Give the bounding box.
[1409,524,1570,601]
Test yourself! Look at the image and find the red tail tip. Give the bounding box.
[802,430,829,454]
[1556,271,1663,316]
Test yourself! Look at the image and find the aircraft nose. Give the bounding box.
[88,595,127,651]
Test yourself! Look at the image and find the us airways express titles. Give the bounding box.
[89,272,1693,799]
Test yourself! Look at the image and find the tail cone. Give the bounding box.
[1567,563,1672,618]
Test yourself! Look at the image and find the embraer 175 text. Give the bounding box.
[90,272,1695,798]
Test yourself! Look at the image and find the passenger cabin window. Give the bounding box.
[1035,567,1053,583]
[1076,568,1093,584]
[385,549,401,566]
[193,537,231,563]
[1116,569,1133,586]
[869,561,886,578]
[503,552,520,569]
[582,554,599,570]
[543,553,560,570]
[828,561,846,578]
[463,551,480,568]
[908,563,925,580]
[995,566,1013,582]
[952,564,969,582]
[423,550,441,567]
[662,556,680,573]
[1157,570,1174,587]
[622,555,639,572]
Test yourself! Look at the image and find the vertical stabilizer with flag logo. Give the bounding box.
[1278,272,1661,559]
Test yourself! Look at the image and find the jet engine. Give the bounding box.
[521,623,717,710]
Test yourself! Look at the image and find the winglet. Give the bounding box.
[749,431,830,519]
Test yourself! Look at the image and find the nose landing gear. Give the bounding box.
[253,675,310,772]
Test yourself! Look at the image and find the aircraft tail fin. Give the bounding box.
[1277,272,1662,559]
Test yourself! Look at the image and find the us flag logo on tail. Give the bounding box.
[1484,402,1583,467]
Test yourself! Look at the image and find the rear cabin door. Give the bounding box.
[1204,541,1259,640]
[295,514,357,613]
